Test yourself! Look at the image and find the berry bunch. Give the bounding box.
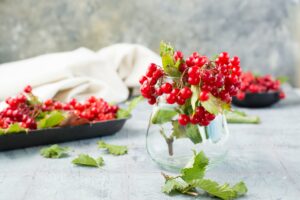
[0,85,119,130]
[140,43,242,127]
[236,72,285,100]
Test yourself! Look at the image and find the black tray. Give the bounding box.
[232,92,280,108]
[0,118,128,151]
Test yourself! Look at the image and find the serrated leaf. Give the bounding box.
[162,177,190,194]
[201,94,230,115]
[191,85,200,111]
[151,107,178,124]
[277,76,288,84]
[172,121,187,139]
[40,144,70,158]
[162,54,181,77]
[185,124,202,144]
[181,151,209,183]
[225,110,260,124]
[194,179,247,200]
[160,41,175,57]
[6,123,26,133]
[117,96,143,119]
[98,140,128,155]
[37,111,65,129]
[72,154,104,167]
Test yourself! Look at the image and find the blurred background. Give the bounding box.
[0,0,299,86]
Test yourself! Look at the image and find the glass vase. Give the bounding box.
[146,101,229,172]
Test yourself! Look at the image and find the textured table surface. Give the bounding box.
[0,88,300,200]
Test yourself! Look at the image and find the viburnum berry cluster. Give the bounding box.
[0,85,119,130]
[140,42,242,127]
[236,72,285,100]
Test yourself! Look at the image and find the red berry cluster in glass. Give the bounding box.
[140,49,242,127]
[0,85,119,130]
[236,72,285,100]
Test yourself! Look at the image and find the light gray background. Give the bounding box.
[0,0,300,85]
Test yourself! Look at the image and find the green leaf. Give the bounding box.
[161,151,248,199]
[181,151,209,182]
[191,85,200,111]
[160,41,180,77]
[151,107,178,124]
[277,76,288,84]
[160,41,175,57]
[162,177,190,194]
[37,111,65,129]
[0,129,4,135]
[117,96,143,119]
[40,144,70,158]
[201,94,230,115]
[225,110,260,124]
[185,124,202,144]
[172,121,187,139]
[72,154,104,167]
[194,179,247,200]
[6,123,26,133]
[98,140,128,155]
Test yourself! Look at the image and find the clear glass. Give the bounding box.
[146,101,229,172]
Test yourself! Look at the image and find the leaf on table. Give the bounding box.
[72,154,104,167]
[97,140,128,155]
[277,76,289,84]
[181,151,209,182]
[201,94,230,115]
[5,123,26,134]
[151,107,178,124]
[225,110,260,124]
[40,144,70,158]
[37,111,66,129]
[161,151,248,199]
[162,176,190,194]
[194,179,248,200]
[117,96,144,119]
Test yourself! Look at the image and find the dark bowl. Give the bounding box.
[232,91,280,108]
[0,117,129,151]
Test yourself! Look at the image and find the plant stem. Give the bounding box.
[159,127,174,156]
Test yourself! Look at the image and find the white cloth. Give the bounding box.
[0,44,160,103]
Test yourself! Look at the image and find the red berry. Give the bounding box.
[166,94,176,104]
[148,96,156,105]
[24,85,32,93]
[174,51,184,61]
[139,76,148,84]
[180,87,192,99]
[199,91,209,101]
[161,83,172,94]
[236,92,245,100]
[178,114,189,126]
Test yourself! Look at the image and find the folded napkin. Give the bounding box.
[0,44,160,103]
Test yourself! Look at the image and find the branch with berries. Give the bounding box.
[140,42,242,151]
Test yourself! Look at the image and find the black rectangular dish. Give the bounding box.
[0,118,128,151]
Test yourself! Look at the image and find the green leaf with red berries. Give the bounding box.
[6,123,26,134]
[151,107,178,124]
[37,111,66,129]
[201,94,230,115]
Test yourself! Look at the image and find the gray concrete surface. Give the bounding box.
[0,87,300,199]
